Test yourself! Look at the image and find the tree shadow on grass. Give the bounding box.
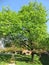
[15,54,31,63]
[0,53,32,63]
[0,53,11,62]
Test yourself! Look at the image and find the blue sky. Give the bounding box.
[0,0,49,32]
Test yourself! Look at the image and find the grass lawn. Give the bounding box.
[0,54,42,65]
[0,61,42,65]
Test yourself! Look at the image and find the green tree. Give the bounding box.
[0,2,49,61]
[18,2,48,60]
[0,7,22,46]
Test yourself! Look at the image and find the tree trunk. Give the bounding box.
[31,51,35,61]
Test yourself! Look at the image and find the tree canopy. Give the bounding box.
[0,2,49,50]
[18,2,48,49]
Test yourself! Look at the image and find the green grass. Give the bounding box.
[0,61,42,65]
[0,61,7,65]
[0,54,42,65]
[0,53,49,65]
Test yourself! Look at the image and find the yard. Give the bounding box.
[0,54,42,65]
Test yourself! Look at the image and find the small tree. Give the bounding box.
[0,7,22,46]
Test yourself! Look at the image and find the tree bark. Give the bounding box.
[31,51,35,61]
